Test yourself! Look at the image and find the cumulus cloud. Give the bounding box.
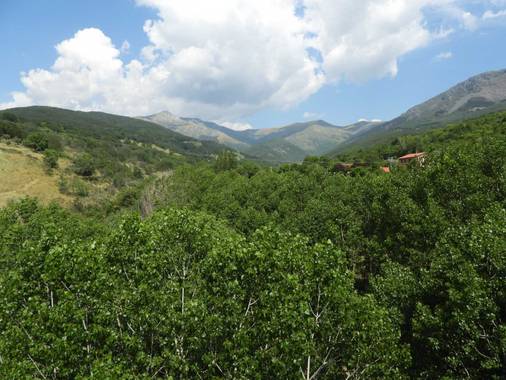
[0,0,497,120]
[303,0,434,82]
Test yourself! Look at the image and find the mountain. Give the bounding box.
[399,69,506,124]
[142,113,378,163]
[0,106,236,208]
[336,69,506,151]
[244,120,379,162]
[139,112,250,150]
[4,106,228,157]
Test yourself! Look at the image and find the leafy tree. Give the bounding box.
[72,153,96,177]
[23,131,49,151]
[215,150,238,171]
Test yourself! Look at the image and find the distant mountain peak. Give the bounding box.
[143,110,182,124]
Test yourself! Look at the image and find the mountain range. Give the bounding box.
[1,69,505,164]
[139,114,380,162]
[140,69,506,162]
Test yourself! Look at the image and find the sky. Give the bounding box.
[1,0,505,130]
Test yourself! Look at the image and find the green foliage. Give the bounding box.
[1,112,18,122]
[0,120,26,139]
[43,149,59,170]
[147,111,506,378]
[214,150,238,171]
[23,131,49,151]
[58,175,69,194]
[72,153,96,177]
[0,110,505,378]
[0,205,408,378]
[69,178,90,197]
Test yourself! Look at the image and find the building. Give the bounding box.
[398,152,427,165]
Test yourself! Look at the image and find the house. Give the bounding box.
[398,152,426,165]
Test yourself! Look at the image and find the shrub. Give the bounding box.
[23,132,49,152]
[43,149,59,170]
[0,121,26,139]
[58,176,68,194]
[47,133,63,151]
[70,178,90,197]
[72,154,96,177]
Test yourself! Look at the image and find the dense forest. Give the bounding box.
[0,111,505,378]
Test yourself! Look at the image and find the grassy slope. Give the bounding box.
[0,142,73,207]
[0,106,237,212]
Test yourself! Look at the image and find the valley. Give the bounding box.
[0,70,505,379]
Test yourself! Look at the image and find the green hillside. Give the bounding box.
[244,137,310,163]
[0,107,232,212]
[2,106,226,157]
[330,110,506,163]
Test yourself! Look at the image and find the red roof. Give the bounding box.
[399,152,426,160]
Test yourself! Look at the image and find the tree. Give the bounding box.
[72,153,96,177]
[23,132,49,152]
[214,150,238,171]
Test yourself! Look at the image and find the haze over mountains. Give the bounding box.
[139,69,506,162]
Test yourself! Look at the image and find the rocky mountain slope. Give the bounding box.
[337,69,506,151]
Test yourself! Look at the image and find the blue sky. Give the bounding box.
[1,0,505,129]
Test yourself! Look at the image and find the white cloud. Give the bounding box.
[0,0,497,121]
[303,0,435,82]
[358,118,382,123]
[220,121,253,131]
[435,51,453,60]
[303,111,323,119]
[483,9,506,19]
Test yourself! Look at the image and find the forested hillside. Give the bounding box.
[0,111,505,378]
[331,110,506,163]
[0,107,232,209]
